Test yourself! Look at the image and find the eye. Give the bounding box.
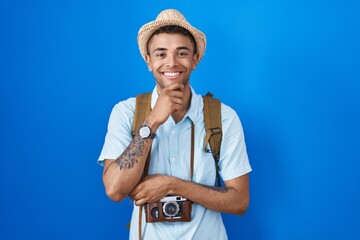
[178,51,189,57]
[155,52,166,58]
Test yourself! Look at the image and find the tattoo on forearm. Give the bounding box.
[205,185,229,193]
[115,135,146,170]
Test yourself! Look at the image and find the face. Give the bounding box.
[145,33,199,91]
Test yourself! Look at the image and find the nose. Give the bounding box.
[166,54,178,67]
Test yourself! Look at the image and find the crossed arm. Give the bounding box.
[102,133,153,202]
[104,153,249,216]
[129,173,250,216]
[102,82,250,215]
[102,132,250,216]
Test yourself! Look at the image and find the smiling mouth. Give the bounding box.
[163,72,181,79]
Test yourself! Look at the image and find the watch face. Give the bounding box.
[139,126,150,138]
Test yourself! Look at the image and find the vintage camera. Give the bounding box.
[145,195,192,223]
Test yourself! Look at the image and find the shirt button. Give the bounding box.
[171,130,175,134]
[171,157,176,162]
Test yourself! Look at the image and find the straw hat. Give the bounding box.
[137,9,206,63]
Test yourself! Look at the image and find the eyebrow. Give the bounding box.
[152,46,191,53]
[152,48,167,53]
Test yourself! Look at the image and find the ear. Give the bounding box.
[145,54,153,72]
[191,53,200,70]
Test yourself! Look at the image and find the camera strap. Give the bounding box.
[138,123,195,240]
[138,150,151,240]
[190,122,195,180]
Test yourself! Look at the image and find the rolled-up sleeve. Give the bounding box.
[218,104,252,181]
[98,98,135,166]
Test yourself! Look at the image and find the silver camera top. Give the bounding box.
[160,195,187,202]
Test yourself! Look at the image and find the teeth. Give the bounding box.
[164,72,180,77]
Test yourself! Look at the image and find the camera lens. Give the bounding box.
[163,201,179,217]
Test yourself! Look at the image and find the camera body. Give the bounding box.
[145,195,192,223]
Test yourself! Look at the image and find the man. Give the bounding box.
[98,9,252,240]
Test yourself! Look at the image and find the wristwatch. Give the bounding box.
[139,125,156,139]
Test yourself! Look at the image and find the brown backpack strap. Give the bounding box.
[133,92,152,177]
[132,92,152,137]
[203,94,223,186]
[190,123,195,181]
[132,93,152,240]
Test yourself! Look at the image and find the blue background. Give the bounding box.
[1,0,359,239]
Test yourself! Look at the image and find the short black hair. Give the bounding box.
[147,25,197,54]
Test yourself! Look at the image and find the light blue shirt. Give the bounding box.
[98,86,252,240]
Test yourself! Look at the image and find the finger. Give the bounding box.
[172,96,183,105]
[135,195,159,206]
[129,190,141,200]
[170,90,184,99]
[129,187,137,198]
[135,199,146,206]
[131,191,145,201]
[129,184,143,199]
[129,192,137,200]
[134,192,150,206]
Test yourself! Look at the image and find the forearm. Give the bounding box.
[102,83,190,202]
[170,175,250,215]
[102,133,153,202]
